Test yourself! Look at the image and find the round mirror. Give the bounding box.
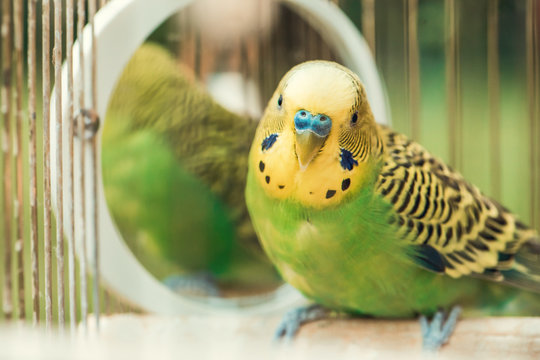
[51,0,390,315]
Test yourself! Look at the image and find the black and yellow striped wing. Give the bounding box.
[375,126,540,289]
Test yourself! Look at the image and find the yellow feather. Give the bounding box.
[283,61,358,120]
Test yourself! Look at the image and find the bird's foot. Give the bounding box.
[274,304,330,341]
[420,306,462,351]
[163,272,221,297]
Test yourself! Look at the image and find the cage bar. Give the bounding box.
[89,0,101,330]
[445,0,462,170]
[42,0,53,329]
[14,0,26,322]
[2,0,14,322]
[256,1,265,102]
[27,0,40,325]
[361,0,376,59]
[258,2,270,106]
[179,11,195,76]
[66,0,77,332]
[77,0,89,332]
[240,38,250,117]
[526,0,539,230]
[487,0,501,201]
[406,0,420,141]
[53,0,66,328]
[536,0,540,231]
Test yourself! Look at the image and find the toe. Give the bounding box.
[431,311,444,332]
[439,306,462,343]
[419,315,429,337]
[420,306,462,351]
[273,305,329,341]
[273,323,287,340]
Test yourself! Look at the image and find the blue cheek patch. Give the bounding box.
[261,133,278,151]
[340,148,358,171]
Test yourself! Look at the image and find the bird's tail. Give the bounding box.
[501,236,540,293]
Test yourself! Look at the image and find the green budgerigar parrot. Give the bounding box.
[245,61,540,349]
[103,43,280,295]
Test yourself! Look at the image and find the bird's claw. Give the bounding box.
[420,306,462,351]
[274,304,329,341]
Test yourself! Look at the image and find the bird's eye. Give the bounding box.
[277,94,283,108]
[351,112,358,124]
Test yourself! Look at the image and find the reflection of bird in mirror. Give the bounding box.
[102,43,280,297]
[246,61,540,350]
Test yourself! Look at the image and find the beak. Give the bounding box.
[295,130,327,170]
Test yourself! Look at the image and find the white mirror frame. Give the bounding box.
[50,0,391,315]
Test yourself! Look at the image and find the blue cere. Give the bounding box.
[340,148,358,171]
[294,110,332,138]
[261,133,278,151]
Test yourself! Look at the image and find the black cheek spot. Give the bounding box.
[326,190,336,199]
[342,178,351,191]
[278,185,285,189]
[265,176,270,184]
[259,161,265,172]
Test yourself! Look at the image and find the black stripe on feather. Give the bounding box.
[411,244,446,273]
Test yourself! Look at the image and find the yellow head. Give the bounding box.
[250,61,383,209]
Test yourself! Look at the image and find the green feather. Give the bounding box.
[103,43,280,289]
[102,116,235,276]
